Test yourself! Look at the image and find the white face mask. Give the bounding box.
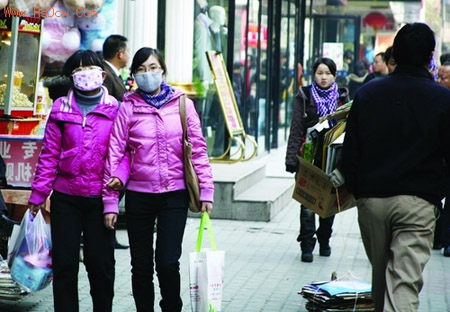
[134,72,163,93]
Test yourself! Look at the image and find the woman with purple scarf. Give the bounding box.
[102,47,214,312]
[285,57,349,263]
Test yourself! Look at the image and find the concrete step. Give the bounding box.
[211,156,268,198]
[233,177,294,221]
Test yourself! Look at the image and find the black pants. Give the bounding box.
[440,190,450,248]
[125,190,188,312]
[50,191,115,312]
[298,205,334,252]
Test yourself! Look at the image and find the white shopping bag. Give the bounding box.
[189,212,225,312]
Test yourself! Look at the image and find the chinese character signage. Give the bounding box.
[0,138,42,187]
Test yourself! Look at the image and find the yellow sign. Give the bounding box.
[206,51,244,135]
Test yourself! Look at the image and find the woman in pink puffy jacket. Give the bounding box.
[28,50,119,312]
[103,47,214,312]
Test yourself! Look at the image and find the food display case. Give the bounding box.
[0,16,43,120]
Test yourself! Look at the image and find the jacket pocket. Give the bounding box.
[58,147,81,176]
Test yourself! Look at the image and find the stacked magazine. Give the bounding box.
[299,279,374,312]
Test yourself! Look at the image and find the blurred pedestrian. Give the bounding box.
[285,57,349,263]
[436,61,450,256]
[363,52,389,84]
[384,46,397,73]
[28,50,120,312]
[341,23,450,311]
[102,34,131,250]
[102,47,214,312]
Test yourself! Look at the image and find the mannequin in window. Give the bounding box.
[194,3,214,91]
[209,5,228,62]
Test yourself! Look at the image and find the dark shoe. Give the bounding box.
[319,244,331,257]
[444,246,450,257]
[301,251,313,263]
[433,242,443,250]
[114,240,129,249]
[0,214,18,237]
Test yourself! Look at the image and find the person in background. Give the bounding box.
[102,47,214,312]
[341,23,450,311]
[363,52,389,84]
[440,52,450,65]
[102,34,130,102]
[28,50,120,312]
[102,34,130,250]
[285,57,349,263]
[384,46,397,73]
[435,60,450,256]
[347,60,369,99]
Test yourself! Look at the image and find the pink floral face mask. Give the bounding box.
[72,67,104,91]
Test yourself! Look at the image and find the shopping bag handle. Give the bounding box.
[196,212,216,252]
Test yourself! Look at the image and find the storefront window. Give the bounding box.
[192,0,230,157]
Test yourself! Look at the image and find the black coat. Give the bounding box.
[341,65,450,206]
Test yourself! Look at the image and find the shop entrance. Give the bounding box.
[304,14,361,90]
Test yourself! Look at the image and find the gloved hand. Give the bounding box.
[328,168,345,187]
[286,164,298,174]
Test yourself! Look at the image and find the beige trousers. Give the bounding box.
[357,196,436,312]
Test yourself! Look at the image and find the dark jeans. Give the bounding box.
[125,190,188,312]
[298,205,334,252]
[50,191,115,312]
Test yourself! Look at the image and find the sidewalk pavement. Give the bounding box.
[1,147,450,311]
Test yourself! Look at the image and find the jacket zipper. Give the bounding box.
[82,116,86,128]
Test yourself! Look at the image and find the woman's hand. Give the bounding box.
[107,177,123,191]
[104,213,117,230]
[28,203,45,216]
[201,202,213,214]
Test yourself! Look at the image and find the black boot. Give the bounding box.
[114,236,129,249]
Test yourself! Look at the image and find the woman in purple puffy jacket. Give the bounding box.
[28,50,120,312]
[103,47,214,312]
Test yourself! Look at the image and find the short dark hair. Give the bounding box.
[393,23,435,67]
[376,52,385,61]
[130,47,167,76]
[384,46,394,63]
[312,57,337,76]
[102,35,128,60]
[62,50,104,77]
[440,53,450,65]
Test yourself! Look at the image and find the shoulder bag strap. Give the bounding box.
[179,95,188,141]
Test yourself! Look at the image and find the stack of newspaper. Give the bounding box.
[0,258,28,301]
[299,279,374,311]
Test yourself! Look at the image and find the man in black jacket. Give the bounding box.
[341,23,450,312]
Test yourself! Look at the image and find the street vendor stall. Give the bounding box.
[0,16,45,280]
[0,15,44,210]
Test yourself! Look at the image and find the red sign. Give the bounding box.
[0,138,42,187]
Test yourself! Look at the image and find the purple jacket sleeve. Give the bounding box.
[185,98,215,202]
[102,103,131,214]
[28,113,62,205]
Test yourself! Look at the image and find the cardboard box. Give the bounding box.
[292,157,356,218]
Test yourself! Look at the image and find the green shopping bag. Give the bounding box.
[189,213,225,312]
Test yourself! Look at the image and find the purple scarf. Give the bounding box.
[139,81,174,109]
[310,81,339,117]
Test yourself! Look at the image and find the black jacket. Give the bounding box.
[285,85,349,172]
[341,65,450,206]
